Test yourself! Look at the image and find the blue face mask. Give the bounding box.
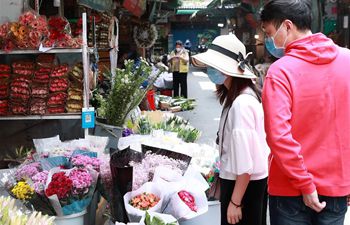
[265,24,287,58]
[207,67,227,85]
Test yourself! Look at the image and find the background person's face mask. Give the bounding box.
[265,23,288,58]
[207,67,227,85]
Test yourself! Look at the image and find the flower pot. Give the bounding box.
[55,210,87,225]
[94,120,123,152]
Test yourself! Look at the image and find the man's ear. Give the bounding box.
[284,19,294,31]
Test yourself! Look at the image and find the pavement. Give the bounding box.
[176,66,221,145]
[177,66,350,225]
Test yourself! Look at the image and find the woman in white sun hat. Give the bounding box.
[193,34,269,225]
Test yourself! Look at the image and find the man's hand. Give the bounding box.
[347,195,350,206]
[227,202,242,224]
[302,190,326,212]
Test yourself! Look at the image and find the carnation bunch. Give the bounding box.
[11,181,34,200]
[71,154,101,171]
[45,172,73,200]
[15,162,41,180]
[69,168,93,196]
[32,171,49,195]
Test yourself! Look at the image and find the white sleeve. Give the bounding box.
[220,95,266,175]
[222,129,266,175]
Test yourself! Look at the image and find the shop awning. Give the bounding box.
[176,9,199,15]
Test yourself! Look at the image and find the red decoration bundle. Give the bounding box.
[0,64,10,106]
[49,78,69,93]
[178,190,198,212]
[0,99,8,115]
[29,98,46,115]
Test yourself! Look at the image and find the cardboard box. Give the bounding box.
[159,101,171,110]
[170,106,182,113]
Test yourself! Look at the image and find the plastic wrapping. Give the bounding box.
[109,147,143,223]
[33,135,61,155]
[164,188,208,221]
[141,144,192,171]
[45,167,99,216]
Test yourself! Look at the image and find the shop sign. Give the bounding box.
[78,0,113,12]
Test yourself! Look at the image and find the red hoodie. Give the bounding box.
[263,33,350,196]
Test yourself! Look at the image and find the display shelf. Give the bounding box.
[0,48,83,55]
[0,113,81,120]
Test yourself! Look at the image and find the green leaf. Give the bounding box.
[153,216,166,225]
[145,211,151,225]
[166,222,178,225]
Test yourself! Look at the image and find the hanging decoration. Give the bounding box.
[123,0,147,18]
[133,24,158,49]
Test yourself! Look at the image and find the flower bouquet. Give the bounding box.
[8,10,48,50]
[95,59,163,127]
[0,8,82,51]
[43,16,82,48]
[2,148,100,217]
[164,187,208,221]
[45,166,98,216]
[124,182,164,222]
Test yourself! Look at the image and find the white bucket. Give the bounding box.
[54,210,87,225]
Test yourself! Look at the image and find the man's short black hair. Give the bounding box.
[261,0,312,31]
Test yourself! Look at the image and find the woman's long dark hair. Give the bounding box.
[216,77,261,109]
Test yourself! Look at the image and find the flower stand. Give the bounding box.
[55,210,87,225]
[94,121,123,152]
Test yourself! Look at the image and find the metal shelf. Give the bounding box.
[0,48,83,55]
[0,113,81,120]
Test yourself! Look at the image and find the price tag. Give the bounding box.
[82,107,95,128]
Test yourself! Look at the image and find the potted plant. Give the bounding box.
[93,59,162,151]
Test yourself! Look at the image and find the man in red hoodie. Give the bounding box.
[260,0,350,224]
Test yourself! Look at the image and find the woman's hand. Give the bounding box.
[347,195,350,206]
[227,202,242,224]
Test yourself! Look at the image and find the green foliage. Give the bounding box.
[158,95,196,111]
[96,59,162,127]
[144,211,178,225]
[151,116,200,143]
[177,127,201,143]
[137,117,152,135]
[4,146,33,164]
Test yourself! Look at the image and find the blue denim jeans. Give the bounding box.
[269,195,348,225]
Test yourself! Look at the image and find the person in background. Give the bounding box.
[168,40,189,98]
[184,39,192,65]
[260,0,350,224]
[197,38,208,53]
[193,34,269,225]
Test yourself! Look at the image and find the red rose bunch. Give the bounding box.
[48,17,69,41]
[45,172,73,199]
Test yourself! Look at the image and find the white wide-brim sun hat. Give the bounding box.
[192,34,256,79]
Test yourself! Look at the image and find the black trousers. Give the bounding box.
[220,177,268,225]
[173,71,188,98]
